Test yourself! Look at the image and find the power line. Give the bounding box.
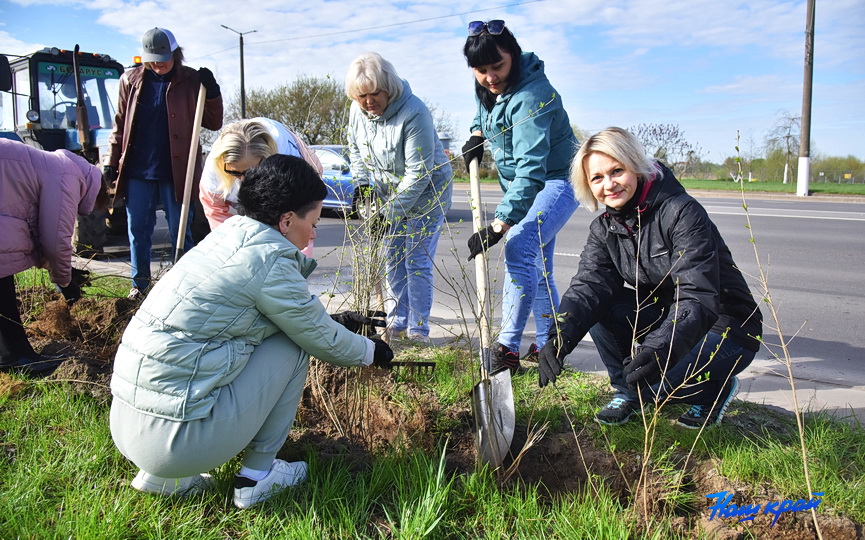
[255,0,545,44]
[190,0,545,60]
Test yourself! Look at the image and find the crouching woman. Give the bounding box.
[109,154,393,509]
[538,127,762,430]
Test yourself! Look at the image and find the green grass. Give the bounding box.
[0,379,662,539]
[3,350,864,538]
[679,178,865,196]
[450,176,865,195]
[14,267,130,299]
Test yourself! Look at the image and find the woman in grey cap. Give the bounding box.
[105,27,223,299]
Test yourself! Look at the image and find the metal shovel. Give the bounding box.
[468,158,515,468]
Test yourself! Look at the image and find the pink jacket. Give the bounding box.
[0,139,103,285]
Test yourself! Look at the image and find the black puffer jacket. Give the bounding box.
[556,163,762,364]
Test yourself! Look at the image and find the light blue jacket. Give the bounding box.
[471,52,578,225]
[110,215,371,421]
[348,80,453,221]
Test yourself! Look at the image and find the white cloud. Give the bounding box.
[2,0,862,159]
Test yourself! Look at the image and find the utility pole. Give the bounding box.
[797,0,816,197]
[221,25,257,119]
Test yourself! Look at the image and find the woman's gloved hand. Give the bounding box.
[623,346,666,388]
[538,335,569,387]
[57,268,91,305]
[370,337,394,369]
[461,135,485,172]
[467,224,504,261]
[331,310,387,335]
[197,67,221,99]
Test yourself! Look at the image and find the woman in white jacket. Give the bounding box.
[111,155,393,509]
[199,118,322,256]
[345,52,453,343]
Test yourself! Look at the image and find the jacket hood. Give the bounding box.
[367,79,412,122]
[504,52,544,97]
[641,161,685,211]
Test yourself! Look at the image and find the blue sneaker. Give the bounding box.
[595,397,641,426]
[677,377,740,429]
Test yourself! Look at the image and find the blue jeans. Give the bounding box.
[126,178,194,291]
[589,292,755,406]
[499,179,578,352]
[385,213,444,338]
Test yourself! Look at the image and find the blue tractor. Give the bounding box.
[0,46,125,254]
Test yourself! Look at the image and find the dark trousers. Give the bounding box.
[0,275,36,364]
[588,291,754,406]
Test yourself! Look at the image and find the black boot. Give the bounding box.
[0,354,66,377]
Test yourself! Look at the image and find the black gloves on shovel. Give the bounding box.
[467,225,504,261]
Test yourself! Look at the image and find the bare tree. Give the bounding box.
[628,123,703,177]
[422,99,458,140]
[226,74,351,145]
[764,111,801,182]
[571,123,591,143]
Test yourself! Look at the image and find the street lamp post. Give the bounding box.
[221,25,257,119]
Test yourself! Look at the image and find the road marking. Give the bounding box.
[703,206,865,221]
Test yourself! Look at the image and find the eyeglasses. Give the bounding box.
[467,20,506,37]
[223,164,247,178]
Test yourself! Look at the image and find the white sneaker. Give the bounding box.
[384,328,406,343]
[407,333,432,345]
[127,287,143,300]
[131,470,215,497]
[233,459,308,509]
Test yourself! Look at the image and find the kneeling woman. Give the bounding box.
[110,155,393,509]
[538,127,762,429]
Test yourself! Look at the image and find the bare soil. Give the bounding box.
[11,289,863,539]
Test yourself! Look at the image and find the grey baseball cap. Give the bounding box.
[140,27,178,63]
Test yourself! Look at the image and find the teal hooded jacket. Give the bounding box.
[470,52,578,225]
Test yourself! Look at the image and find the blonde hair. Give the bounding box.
[210,119,278,195]
[570,127,659,211]
[344,52,403,104]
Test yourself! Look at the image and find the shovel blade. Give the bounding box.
[471,369,516,467]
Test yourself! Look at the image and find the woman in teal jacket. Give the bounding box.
[346,52,453,343]
[110,155,393,509]
[462,21,579,373]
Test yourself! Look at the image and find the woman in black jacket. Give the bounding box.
[537,127,762,429]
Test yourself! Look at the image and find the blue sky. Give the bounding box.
[2,0,863,162]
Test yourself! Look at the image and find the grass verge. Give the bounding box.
[2,345,863,538]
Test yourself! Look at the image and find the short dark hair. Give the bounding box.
[237,154,327,225]
[463,26,522,111]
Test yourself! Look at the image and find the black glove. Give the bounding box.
[623,346,665,388]
[102,166,118,185]
[58,281,81,304]
[331,310,387,335]
[58,268,90,305]
[467,224,504,261]
[461,135,485,172]
[197,67,221,99]
[538,336,569,387]
[371,337,394,370]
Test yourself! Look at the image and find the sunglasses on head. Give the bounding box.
[467,20,506,37]
[223,164,247,178]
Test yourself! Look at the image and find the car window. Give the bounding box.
[315,148,346,171]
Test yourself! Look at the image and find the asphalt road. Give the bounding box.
[80,185,865,423]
